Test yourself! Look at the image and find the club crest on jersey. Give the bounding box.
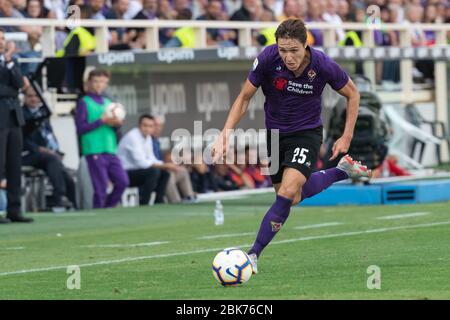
[252,58,259,71]
[307,69,317,82]
[271,221,283,232]
[273,77,288,90]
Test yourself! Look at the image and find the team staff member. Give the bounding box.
[0,28,33,223]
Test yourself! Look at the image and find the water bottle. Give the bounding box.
[214,200,224,226]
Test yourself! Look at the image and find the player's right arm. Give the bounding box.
[212,79,258,162]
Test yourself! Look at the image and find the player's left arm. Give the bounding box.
[329,78,360,161]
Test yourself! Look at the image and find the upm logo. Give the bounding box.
[157,49,195,64]
[217,47,240,60]
[98,52,135,66]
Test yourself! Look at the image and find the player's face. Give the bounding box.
[0,31,5,53]
[277,37,307,72]
[139,118,155,137]
[88,76,109,95]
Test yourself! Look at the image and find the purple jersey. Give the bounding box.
[248,44,349,133]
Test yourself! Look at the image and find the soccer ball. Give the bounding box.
[105,102,126,121]
[212,248,252,286]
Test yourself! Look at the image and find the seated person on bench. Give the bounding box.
[22,86,75,209]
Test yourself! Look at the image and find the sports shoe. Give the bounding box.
[248,253,258,274]
[337,154,372,179]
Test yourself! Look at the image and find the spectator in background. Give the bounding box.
[105,0,136,50]
[188,161,216,194]
[89,0,107,20]
[11,0,26,13]
[157,0,177,19]
[124,0,143,19]
[43,0,66,20]
[157,0,178,46]
[212,164,240,191]
[256,6,277,46]
[134,0,157,19]
[117,115,176,206]
[163,151,196,203]
[388,0,405,22]
[197,0,235,47]
[164,8,196,47]
[75,69,129,209]
[379,5,400,83]
[230,0,262,21]
[228,162,257,189]
[337,0,349,21]
[150,115,184,203]
[423,4,438,45]
[278,0,300,21]
[243,146,271,188]
[0,0,27,36]
[25,0,55,18]
[405,4,426,46]
[22,86,76,209]
[173,0,191,13]
[306,0,324,46]
[322,0,345,42]
[56,5,96,57]
[263,0,283,17]
[131,0,158,48]
[150,118,196,204]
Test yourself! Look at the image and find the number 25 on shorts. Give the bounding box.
[292,147,309,164]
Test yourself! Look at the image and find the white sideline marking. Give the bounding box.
[1,247,25,251]
[82,241,169,248]
[198,232,255,240]
[376,212,431,220]
[1,221,449,277]
[293,222,343,230]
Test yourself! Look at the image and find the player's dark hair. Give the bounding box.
[0,27,6,34]
[139,114,155,125]
[88,69,111,80]
[275,19,308,44]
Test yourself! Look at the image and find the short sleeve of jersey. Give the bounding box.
[247,50,267,88]
[325,56,349,91]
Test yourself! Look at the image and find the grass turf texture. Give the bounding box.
[0,193,449,299]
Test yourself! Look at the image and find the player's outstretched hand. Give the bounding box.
[211,132,228,164]
[329,135,352,161]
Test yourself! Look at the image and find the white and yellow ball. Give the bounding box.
[105,102,126,121]
[212,248,252,286]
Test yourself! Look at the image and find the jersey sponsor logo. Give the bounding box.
[286,80,314,95]
[307,69,317,82]
[270,221,283,232]
[273,77,288,90]
[252,58,259,71]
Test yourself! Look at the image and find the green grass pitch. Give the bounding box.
[1,193,449,299]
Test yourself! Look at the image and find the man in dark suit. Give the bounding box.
[0,28,33,223]
[22,86,75,209]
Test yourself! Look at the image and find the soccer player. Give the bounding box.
[212,19,371,273]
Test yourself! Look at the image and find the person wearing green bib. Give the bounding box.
[75,69,129,208]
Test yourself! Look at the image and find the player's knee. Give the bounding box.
[277,185,298,202]
[291,192,302,206]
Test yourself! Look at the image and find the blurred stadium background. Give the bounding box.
[1,0,450,299]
